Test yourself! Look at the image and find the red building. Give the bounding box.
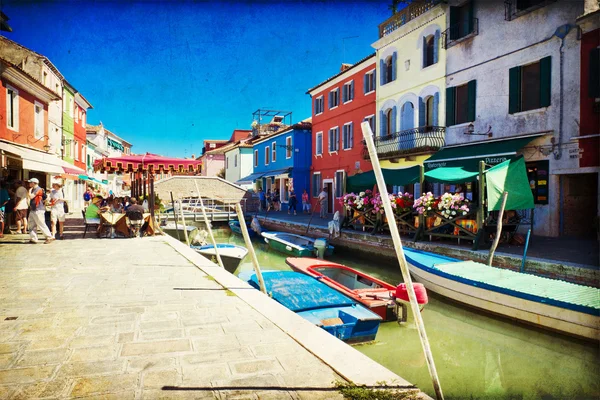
[307,54,376,214]
[73,92,92,171]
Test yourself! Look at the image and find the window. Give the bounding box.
[272,142,277,162]
[286,137,292,159]
[265,146,270,165]
[342,123,353,150]
[226,156,229,169]
[312,173,321,197]
[328,88,339,109]
[342,81,354,103]
[425,96,435,126]
[43,71,47,85]
[386,57,393,82]
[509,57,551,114]
[75,140,79,160]
[424,35,435,68]
[335,171,345,198]
[75,106,79,123]
[364,115,375,134]
[6,85,19,131]
[254,150,259,167]
[70,98,74,118]
[234,154,238,167]
[316,132,323,156]
[364,70,376,94]
[386,109,394,136]
[87,154,91,168]
[446,80,476,126]
[328,127,339,152]
[449,1,475,41]
[590,48,600,99]
[314,96,324,115]
[82,144,85,161]
[380,52,397,85]
[34,101,43,139]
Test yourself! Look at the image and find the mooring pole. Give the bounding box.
[361,122,444,400]
[488,191,508,267]
[178,199,190,247]
[169,192,181,241]
[520,228,532,273]
[194,181,225,270]
[235,203,267,294]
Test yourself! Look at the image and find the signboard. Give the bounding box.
[526,160,549,205]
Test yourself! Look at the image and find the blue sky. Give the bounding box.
[3,1,391,157]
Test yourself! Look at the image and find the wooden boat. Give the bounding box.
[286,257,428,322]
[239,270,381,342]
[403,247,600,341]
[228,220,258,238]
[191,244,248,273]
[261,231,334,258]
[161,223,198,240]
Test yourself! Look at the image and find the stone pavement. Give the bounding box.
[0,218,420,399]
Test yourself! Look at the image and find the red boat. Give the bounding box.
[286,257,428,322]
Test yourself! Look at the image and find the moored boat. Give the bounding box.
[286,257,428,322]
[192,244,248,273]
[239,270,381,343]
[261,231,334,258]
[403,247,600,341]
[228,220,258,238]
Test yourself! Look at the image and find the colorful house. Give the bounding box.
[307,55,376,214]
[225,141,254,189]
[248,121,312,209]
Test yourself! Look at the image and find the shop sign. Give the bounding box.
[6,157,23,169]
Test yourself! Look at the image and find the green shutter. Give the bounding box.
[446,86,456,126]
[449,7,459,40]
[540,56,552,107]
[467,1,475,35]
[467,80,477,122]
[509,66,521,114]
[589,48,600,98]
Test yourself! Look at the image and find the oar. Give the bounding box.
[306,201,321,235]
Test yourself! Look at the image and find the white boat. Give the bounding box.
[191,244,248,273]
[403,247,600,341]
[261,231,334,258]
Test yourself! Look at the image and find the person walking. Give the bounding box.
[49,183,65,240]
[273,189,280,211]
[27,178,54,244]
[258,188,266,212]
[14,180,28,234]
[301,189,310,214]
[266,190,273,211]
[288,189,297,215]
[318,187,328,219]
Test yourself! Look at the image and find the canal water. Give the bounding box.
[197,227,599,399]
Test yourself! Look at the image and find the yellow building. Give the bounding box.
[370,0,447,193]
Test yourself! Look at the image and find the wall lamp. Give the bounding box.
[464,123,493,138]
[277,144,299,152]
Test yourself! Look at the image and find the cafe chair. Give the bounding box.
[126,210,144,238]
[82,210,100,238]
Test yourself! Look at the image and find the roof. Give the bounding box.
[229,129,252,142]
[251,121,312,146]
[0,56,61,101]
[86,123,133,146]
[204,141,238,156]
[0,35,65,81]
[306,53,376,95]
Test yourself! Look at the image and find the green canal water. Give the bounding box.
[206,229,599,399]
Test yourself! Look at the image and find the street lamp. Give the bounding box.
[464,123,493,138]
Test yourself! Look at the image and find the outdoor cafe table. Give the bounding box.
[99,212,154,237]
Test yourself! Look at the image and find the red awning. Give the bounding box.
[94,153,202,174]
[63,166,85,175]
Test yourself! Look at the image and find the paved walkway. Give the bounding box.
[0,217,418,399]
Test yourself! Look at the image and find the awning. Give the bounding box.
[423,134,546,172]
[424,167,479,184]
[63,165,86,175]
[347,166,421,193]
[0,141,63,174]
[236,171,265,185]
[486,156,534,210]
[260,168,292,179]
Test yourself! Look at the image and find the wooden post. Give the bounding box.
[149,173,155,235]
[169,191,181,241]
[361,122,444,400]
[178,199,190,246]
[235,203,267,294]
[477,160,486,235]
[193,181,225,270]
[488,191,508,267]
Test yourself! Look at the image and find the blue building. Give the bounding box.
[239,122,312,210]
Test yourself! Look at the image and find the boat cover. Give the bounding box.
[249,271,356,312]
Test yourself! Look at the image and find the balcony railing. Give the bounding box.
[362,126,445,160]
[442,18,479,49]
[378,0,443,38]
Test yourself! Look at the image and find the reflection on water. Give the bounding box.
[218,230,599,399]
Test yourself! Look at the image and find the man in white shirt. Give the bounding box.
[49,183,65,239]
[27,178,54,244]
[318,187,328,218]
[14,180,28,234]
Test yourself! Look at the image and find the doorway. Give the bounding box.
[324,180,333,214]
[562,173,598,238]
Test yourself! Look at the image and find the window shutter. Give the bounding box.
[467,1,475,35]
[342,86,347,103]
[328,92,332,109]
[392,52,397,81]
[380,59,385,85]
[419,97,426,127]
[540,56,552,107]
[508,66,521,114]
[350,81,354,100]
[314,98,318,114]
[371,70,376,90]
[391,106,397,134]
[590,48,600,98]
[433,30,440,64]
[446,87,456,126]
[349,123,354,147]
[467,80,477,122]
[422,36,427,68]
[449,6,459,40]
[363,74,368,94]
[433,92,439,126]
[381,110,387,137]
[336,128,340,151]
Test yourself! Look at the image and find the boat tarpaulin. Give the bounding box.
[236,171,265,184]
[485,156,534,211]
[423,134,546,172]
[346,166,420,193]
[424,167,479,184]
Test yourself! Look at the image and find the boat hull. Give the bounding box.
[193,245,248,274]
[262,232,334,258]
[407,262,600,341]
[229,221,257,238]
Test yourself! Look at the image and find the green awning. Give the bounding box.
[424,167,479,184]
[78,175,89,181]
[424,134,545,172]
[347,166,420,193]
[486,156,534,210]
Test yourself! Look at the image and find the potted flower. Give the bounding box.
[413,192,436,216]
[437,193,470,219]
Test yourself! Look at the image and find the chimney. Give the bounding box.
[191,154,196,160]
[340,63,352,72]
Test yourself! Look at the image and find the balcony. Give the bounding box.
[362,126,445,160]
[378,0,443,38]
[442,18,479,49]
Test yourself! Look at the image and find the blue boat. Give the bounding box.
[192,244,248,274]
[239,270,382,342]
[228,220,258,238]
